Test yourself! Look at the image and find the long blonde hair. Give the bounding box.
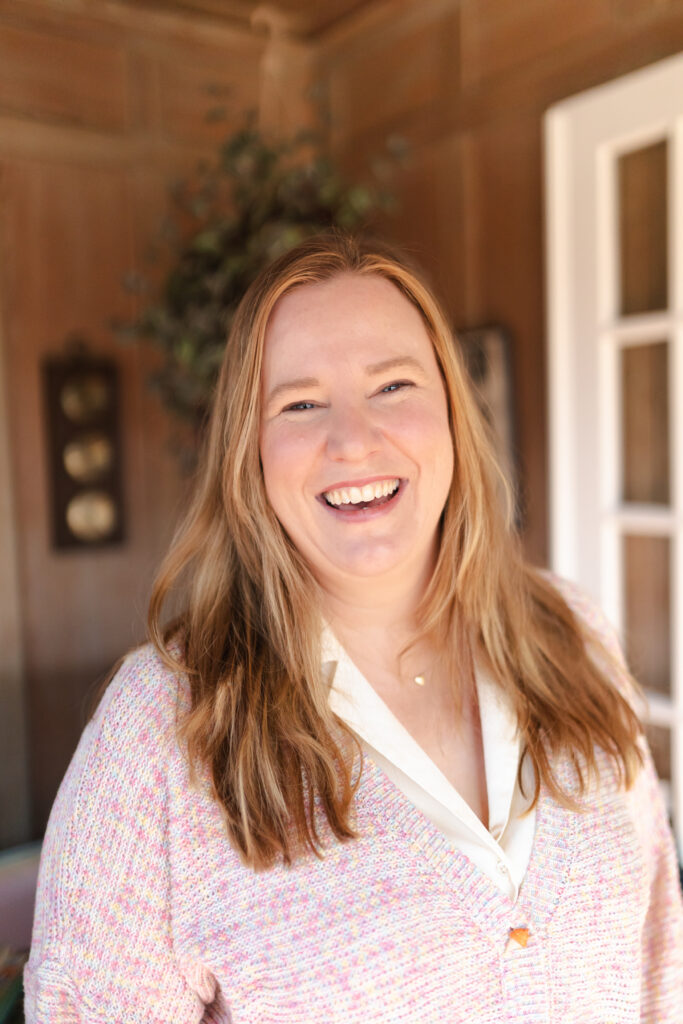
[149,231,642,869]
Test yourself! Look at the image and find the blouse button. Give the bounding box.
[497,860,509,874]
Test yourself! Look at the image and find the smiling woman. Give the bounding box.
[259,273,454,588]
[25,233,683,1023]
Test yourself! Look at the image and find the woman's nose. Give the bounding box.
[325,403,381,462]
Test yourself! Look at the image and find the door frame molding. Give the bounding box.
[544,53,683,859]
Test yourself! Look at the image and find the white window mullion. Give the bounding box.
[670,122,683,315]
[597,140,619,325]
[545,108,580,582]
[601,312,678,345]
[599,332,621,628]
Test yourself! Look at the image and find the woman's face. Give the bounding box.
[259,272,454,594]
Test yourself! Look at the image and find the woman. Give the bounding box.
[26,233,683,1022]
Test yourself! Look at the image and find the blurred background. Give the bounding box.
[1,0,682,948]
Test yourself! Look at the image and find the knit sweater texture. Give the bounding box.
[25,587,683,1023]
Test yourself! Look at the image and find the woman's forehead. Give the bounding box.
[259,272,444,414]
[264,272,430,356]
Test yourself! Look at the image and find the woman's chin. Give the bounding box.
[313,541,428,591]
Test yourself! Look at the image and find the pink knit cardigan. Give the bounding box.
[25,589,683,1023]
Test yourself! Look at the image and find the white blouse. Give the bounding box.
[322,629,536,901]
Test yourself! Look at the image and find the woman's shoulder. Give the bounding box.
[26,644,206,1023]
[46,643,191,848]
[93,640,190,729]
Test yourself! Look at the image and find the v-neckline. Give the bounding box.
[327,638,524,848]
[354,750,578,946]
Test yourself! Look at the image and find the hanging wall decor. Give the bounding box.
[42,341,125,549]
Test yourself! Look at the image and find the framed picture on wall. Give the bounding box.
[457,325,520,524]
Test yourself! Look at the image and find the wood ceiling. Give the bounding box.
[113,0,373,36]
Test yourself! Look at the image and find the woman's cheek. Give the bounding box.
[261,423,322,497]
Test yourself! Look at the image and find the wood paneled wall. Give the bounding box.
[1,0,682,842]
[0,0,273,840]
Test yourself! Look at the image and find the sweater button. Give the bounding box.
[507,927,530,951]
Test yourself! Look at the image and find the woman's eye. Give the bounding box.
[282,400,316,412]
[380,380,413,394]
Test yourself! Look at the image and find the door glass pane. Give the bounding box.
[621,341,669,504]
[645,723,671,782]
[618,139,668,315]
[623,534,671,695]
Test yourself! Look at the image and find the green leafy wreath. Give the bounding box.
[119,116,406,463]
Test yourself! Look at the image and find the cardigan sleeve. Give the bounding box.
[632,744,683,1021]
[23,648,209,1024]
[552,574,683,1014]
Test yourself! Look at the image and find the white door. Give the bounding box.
[545,52,683,857]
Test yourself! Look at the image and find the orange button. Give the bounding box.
[508,927,530,948]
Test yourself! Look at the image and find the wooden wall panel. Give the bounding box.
[615,0,683,18]
[157,50,262,144]
[368,135,467,318]
[459,11,683,132]
[1,159,151,826]
[460,115,545,544]
[123,164,196,580]
[0,196,29,846]
[0,23,128,131]
[460,0,613,87]
[327,4,459,149]
[258,32,321,137]
[0,4,259,839]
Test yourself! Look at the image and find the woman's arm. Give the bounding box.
[631,743,683,1021]
[24,649,209,1024]
[551,574,683,1015]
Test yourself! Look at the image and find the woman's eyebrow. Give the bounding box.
[365,355,425,376]
[266,376,319,406]
[266,357,425,406]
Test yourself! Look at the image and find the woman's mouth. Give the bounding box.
[320,478,402,511]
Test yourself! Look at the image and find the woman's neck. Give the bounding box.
[318,539,438,640]
[320,570,427,649]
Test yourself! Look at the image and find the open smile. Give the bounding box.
[318,477,404,513]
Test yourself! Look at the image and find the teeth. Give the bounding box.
[323,478,400,507]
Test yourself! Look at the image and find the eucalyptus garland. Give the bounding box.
[119,118,405,457]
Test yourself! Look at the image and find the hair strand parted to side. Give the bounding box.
[148,231,643,869]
